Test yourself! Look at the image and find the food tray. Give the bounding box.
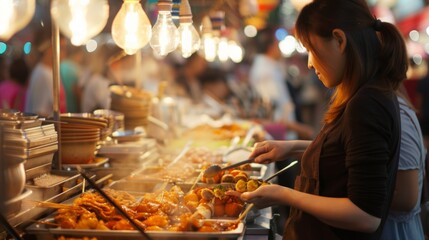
[26,219,244,240]
[8,176,90,227]
[25,172,81,201]
[26,180,246,239]
[25,162,52,180]
[106,179,235,195]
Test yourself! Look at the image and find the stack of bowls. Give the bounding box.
[110,85,152,130]
[59,113,108,164]
[93,109,125,139]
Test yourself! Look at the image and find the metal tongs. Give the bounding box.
[204,160,299,224]
[237,160,299,222]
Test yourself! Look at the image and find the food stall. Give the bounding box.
[0,105,280,240]
[0,1,294,239]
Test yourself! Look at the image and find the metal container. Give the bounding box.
[26,172,81,201]
[3,158,26,201]
[25,162,52,180]
[3,188,32,217]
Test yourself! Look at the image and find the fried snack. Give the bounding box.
[235,179,247,192]
[246,179,260,192]
[221,174,235,183]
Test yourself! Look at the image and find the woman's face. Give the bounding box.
[306,31,346,88]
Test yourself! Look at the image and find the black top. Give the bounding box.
[319,87,400,239]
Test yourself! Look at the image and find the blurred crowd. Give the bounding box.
[2,25,427,147]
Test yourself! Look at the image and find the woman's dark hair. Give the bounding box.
[295,0,408,123]
[9,57,30,86]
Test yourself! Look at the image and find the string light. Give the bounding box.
[51,0,109,46]
[150,0,179,57]
[0,0,35,41]
[178,0,200,58]
[112,0,152,55]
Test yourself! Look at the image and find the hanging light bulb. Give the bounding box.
[228,40,244,63]
[112,0,152,55]
[227,29,244,63]
[178,0,200,58]
[51,0,108,46]
[0,0,35,41]
[199,15,216,62]
[150,0,179,57]
[217,35,229,62]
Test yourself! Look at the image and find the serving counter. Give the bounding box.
[1,117,282,240]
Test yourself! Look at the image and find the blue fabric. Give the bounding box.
[380,96,425,240]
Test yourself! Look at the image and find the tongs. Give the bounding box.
[203,160,299,224]
[203,158,254,178]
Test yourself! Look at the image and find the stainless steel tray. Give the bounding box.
[8,176,88,227]
[106,179,235,195]
[25,162,52,180]
[26,218,245,240]
[25,172,81,201]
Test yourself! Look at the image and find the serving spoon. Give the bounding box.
[203,158,254,178]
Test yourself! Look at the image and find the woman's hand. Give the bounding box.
[227,184,290,209]
[249,140,311,164]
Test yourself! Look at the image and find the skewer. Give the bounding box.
[32,200,78,210]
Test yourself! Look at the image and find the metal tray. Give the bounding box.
[25,172,81,201]
[25,162,52,180]
[26,218,244,240]
[106,179,235,195]
[8,176,89,227]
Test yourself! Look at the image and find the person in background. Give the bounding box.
[249,26,314,141]
[0,57,30,111]
[380,85,425,239]
[198,67,237,119]
[416,59,429,151]
[80,44,121,113]
[174,52,208,103]
[229,0,408,239]
[60,44,84,113]
[25,30,67,116]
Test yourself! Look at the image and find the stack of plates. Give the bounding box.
[110,85,152,130]
[59,113,108,165]
[0,110,42,129]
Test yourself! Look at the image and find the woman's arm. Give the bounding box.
[390,169,419,211]
[237,184,381,233]
[249,140,312,164]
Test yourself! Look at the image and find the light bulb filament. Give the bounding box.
[68,0,89,45]
[0,0,14,35]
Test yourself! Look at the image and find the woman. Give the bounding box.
[228,0,408,239]
[380,88,425,239]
